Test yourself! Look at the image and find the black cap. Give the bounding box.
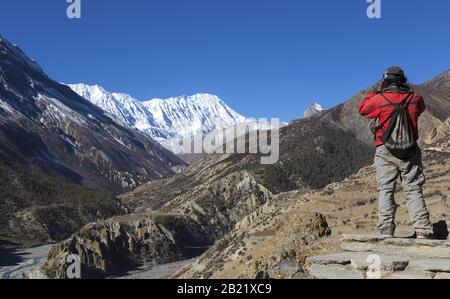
[384,66,405,78]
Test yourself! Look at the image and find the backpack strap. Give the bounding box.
[380,93,395,106]
[402,92,415,108]
[380,92,414,107]
[373,92,414,132]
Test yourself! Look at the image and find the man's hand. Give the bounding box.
[380,79,390,90]
[369,80,385,94]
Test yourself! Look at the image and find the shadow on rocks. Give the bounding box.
[433,220,449,240]
[0,248,26,268]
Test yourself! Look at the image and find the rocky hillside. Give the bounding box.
[120,117,375,214]
[40,140,450,279]
[0,161,126,247]
[43,215,211,279]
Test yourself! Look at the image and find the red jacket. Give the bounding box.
[358,91,426,146]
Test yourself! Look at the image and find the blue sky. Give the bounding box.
[0,0,449,121]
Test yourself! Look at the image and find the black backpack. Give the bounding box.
[371,92,417,159]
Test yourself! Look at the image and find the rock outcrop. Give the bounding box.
[43,214,211,279]
[168,171,274,239]
[307,233,450,279]
[172,204,332,279]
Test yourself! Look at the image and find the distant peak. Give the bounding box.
[66,83,136,100]
[303,103,325,118]
[311,103,324,110]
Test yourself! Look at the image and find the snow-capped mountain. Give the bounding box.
[67,83,250,147]
[142,94,248,139]
[303,103,325,118]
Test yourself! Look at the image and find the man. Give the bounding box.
[359,66,434,239]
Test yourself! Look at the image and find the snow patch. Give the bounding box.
[304,103,325,118]
[0,99,16,114]
[61,135,78,149]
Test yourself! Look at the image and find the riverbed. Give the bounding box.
[0,245,194,279]
[0,245,53,279]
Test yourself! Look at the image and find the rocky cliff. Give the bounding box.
[43,214,210,278]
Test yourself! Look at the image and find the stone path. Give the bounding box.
[306,235,450,279]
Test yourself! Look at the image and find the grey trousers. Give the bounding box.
[374,145,433,235]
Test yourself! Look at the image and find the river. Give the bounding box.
[0,245,194,279]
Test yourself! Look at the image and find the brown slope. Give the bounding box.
[423,70,450,100]
[414,72,450,122]
[0,160,126,248]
